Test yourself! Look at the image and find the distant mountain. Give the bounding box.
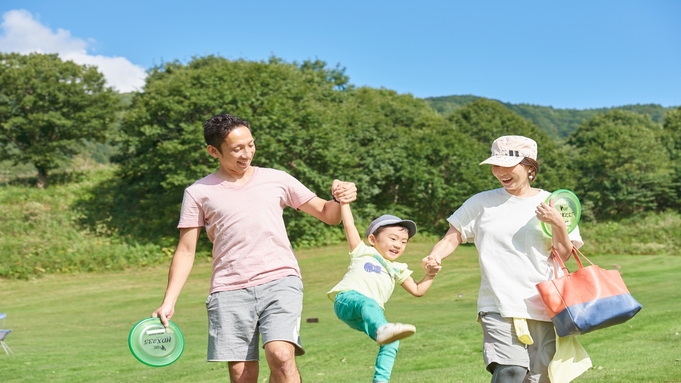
[119,92,135,107]
[423,95,676,140]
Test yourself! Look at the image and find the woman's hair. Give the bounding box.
[520,158,540,182]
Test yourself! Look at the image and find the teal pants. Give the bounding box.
[334,290,400,383]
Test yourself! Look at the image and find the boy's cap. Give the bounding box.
[479,135,537,167]
[366,214,417,238]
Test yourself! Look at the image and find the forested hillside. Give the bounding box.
[424,95,675,139]
[2,53,681,279]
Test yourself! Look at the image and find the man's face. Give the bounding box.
[208,126,255,175]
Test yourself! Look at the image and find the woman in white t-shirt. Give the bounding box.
[424,135,583,383]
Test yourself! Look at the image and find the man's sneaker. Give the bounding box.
[376,323,416,345]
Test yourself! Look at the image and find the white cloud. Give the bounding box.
[0,9,146,92]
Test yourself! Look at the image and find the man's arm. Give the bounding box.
[298,196,342,225]
[298,179,357,225]
[152,227,201,327]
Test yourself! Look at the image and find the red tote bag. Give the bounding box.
[536,247,642,337]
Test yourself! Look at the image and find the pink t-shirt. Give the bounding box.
[177,167,316,293]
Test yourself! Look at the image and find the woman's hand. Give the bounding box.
[421,256,442,276]
[535,198,566,229]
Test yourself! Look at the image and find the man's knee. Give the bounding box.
[264,341,301,382]
[228,361,259,383]
[265,341,297,365]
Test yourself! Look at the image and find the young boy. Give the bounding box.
[327,202,441,383]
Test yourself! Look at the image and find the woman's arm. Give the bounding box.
[536,199,573,261]
[423,225,463,267]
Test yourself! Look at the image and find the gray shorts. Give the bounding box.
[479,312,556,383]
[206,276,304,362]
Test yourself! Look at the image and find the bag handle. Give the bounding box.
[550,246,594,279]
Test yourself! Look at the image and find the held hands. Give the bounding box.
[421,256,442,277]
[331,179,357,204]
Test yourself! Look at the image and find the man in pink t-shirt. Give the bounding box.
[152,113,357,383]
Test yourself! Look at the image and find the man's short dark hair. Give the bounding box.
[203,113,250,153]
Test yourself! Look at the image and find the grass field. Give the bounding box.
[1,242,680,383]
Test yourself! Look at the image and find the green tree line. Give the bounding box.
[426,95,674,139]
[2,53,680,252]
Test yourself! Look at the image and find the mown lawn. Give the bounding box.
[1,242,680,383]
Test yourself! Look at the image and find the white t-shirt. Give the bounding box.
[177,167,316,294]
[447,188,584,321]
[327,242,413,309]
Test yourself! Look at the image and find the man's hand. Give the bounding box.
[151,304,175,328]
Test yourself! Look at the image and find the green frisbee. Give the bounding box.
[128,317,184,367]
[541,189,582,237]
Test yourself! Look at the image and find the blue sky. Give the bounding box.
[1,0,679,109]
